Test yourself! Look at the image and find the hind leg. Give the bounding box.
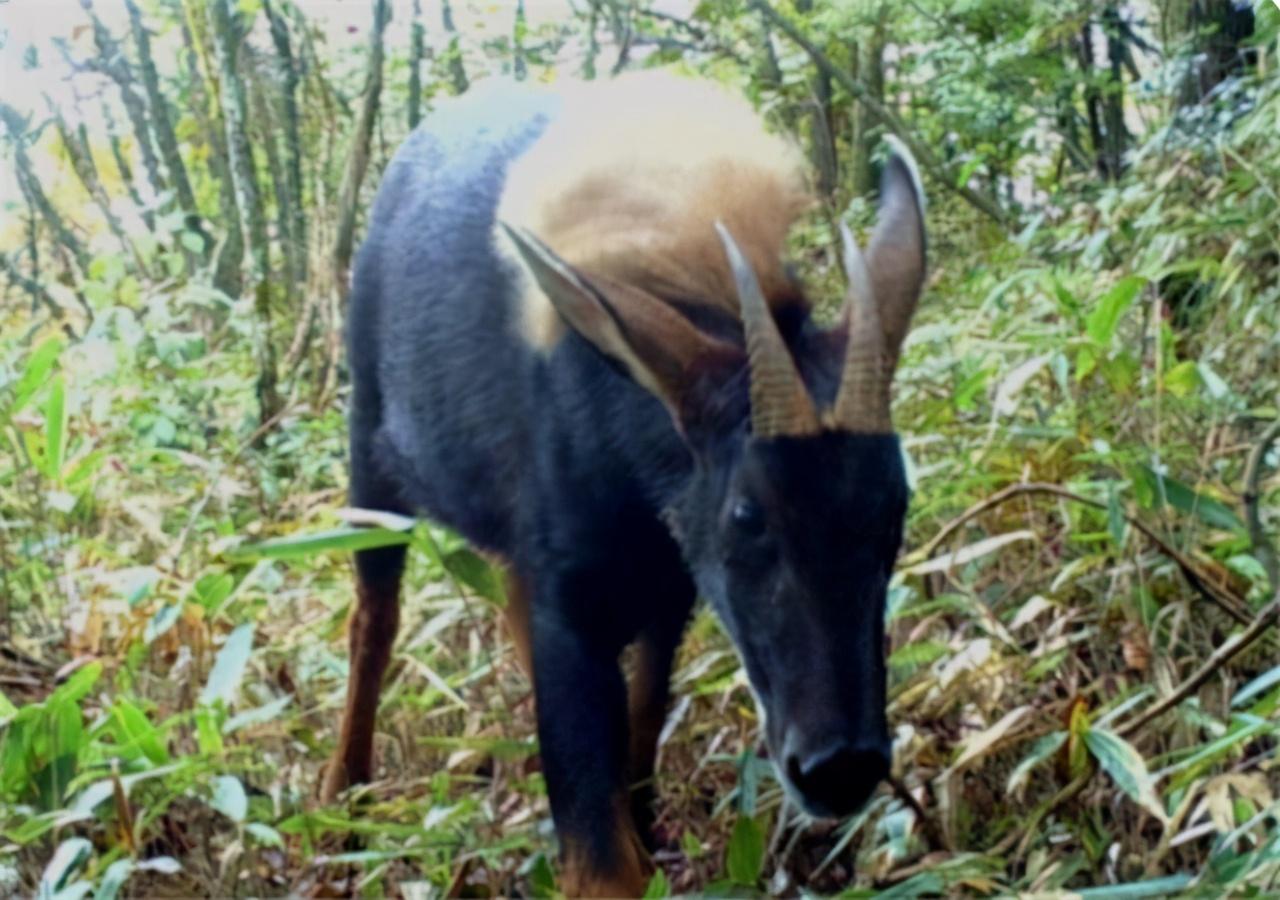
[321,543,406,802]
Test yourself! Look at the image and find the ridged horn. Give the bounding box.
[715,222,820,439]
[832,222,891,433]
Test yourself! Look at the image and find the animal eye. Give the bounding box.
[731,499,765,536]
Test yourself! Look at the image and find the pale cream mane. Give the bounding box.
[496,71,813,347]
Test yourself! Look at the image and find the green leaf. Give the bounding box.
[1164,360,1199,398]
[1137,465,1243,531]
[442,547,503,604]
[190,573,235,611]
[39,836,92,895]
[200,624,254,706]
[210,774,248,823]
[642,868,671,898]
[725,815,765,886]
[1074,873,1193,898]
[1232,664,1280,709]
[1083,726,1167,823]
[245,822,284,848]
[1107,482,1126,549]
[43,373,67,482]
[144,603,183,645]
[8,336,62,417]
[228,526,412,561]
[93,859,135,900]
[1086,276,1145,345]
[110,699,169,765]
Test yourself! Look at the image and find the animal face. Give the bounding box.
[504,139,926,819]
[672,432,907,816]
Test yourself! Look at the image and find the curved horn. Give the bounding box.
[832,222,892,433]
[715,222,820,439]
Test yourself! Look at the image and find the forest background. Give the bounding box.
[0,0,1278,896]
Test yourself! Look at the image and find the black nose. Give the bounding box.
[787,741,889,817]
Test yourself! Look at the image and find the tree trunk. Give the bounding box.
[123,0,206,252]
[0,103,91,276]
[54,114,139,268]
[209,0,280,423]
[263,0,307,289]
[80,1,168,208]
[441,0,470,94]
[513,0,528,81]
[101,102,149,229]
[809,68,838,199]
[582,0,601,79]
[1101,4,1129,178]
[850,20,886,197]
[179,9,243,298]
[333,0,391,303]
[408,0,426,127]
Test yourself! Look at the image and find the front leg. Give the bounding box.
[533,609,652,897]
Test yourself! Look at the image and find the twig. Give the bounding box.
[1118,590,1280,738]
[914,482,1252,626]
[989,584,1280,858]
[1242,404,1280,590]
[889,774,952,852]
[751,0,1012,230]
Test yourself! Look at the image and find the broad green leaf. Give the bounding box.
[222,695,292,733]
[642,867,671,898]
[1164,360,1199,398]
[200,624,254,706]
[725,815,765,886]
[110,699,168,765]
[229,526,412,561]
[39,836,92,895]
[1137,464,1243,531]
[42,373,66,482]
[442,547,503,604]
[144,603,183,645]
[93,859,134,900]
[210,774,248,823]
[9,336,62,417]
[1233,664,1280,708]
[1008,731,1067,797]
[1074,873,1193,897]
[245,822,284,847]
[1084,726,1167,823]
[1086,276,1145,345]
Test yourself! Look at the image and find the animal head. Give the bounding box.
[504,142,926,819]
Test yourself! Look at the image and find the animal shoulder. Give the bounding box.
[496,72,815,348]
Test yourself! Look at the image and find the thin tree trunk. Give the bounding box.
[1101,3,1129,178]
[582,0,601,79]
[80,0,168,205]
[0,103,91,276]
[441,0,470,94]
[209,0,280,423]
[53,112,141,269]
[250,61,298,311]
[179,10,243,297]
[123,0,206,252]
[263,0,307,289]
[333,0,391,302]
[513,0,528,80]
[408,0,426,127]
[810,68,838,199]
[850,19,886,197]
[101,102,149,229]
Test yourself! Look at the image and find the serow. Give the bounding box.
[322,73,927,897]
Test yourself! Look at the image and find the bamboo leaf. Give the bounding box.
[1084,726,1168,823]
[200,624,254,706]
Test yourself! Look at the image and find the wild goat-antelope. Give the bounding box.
[324,72,927,896]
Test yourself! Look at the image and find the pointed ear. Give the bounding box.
[866,138,927,372]
[501,223,741,434]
